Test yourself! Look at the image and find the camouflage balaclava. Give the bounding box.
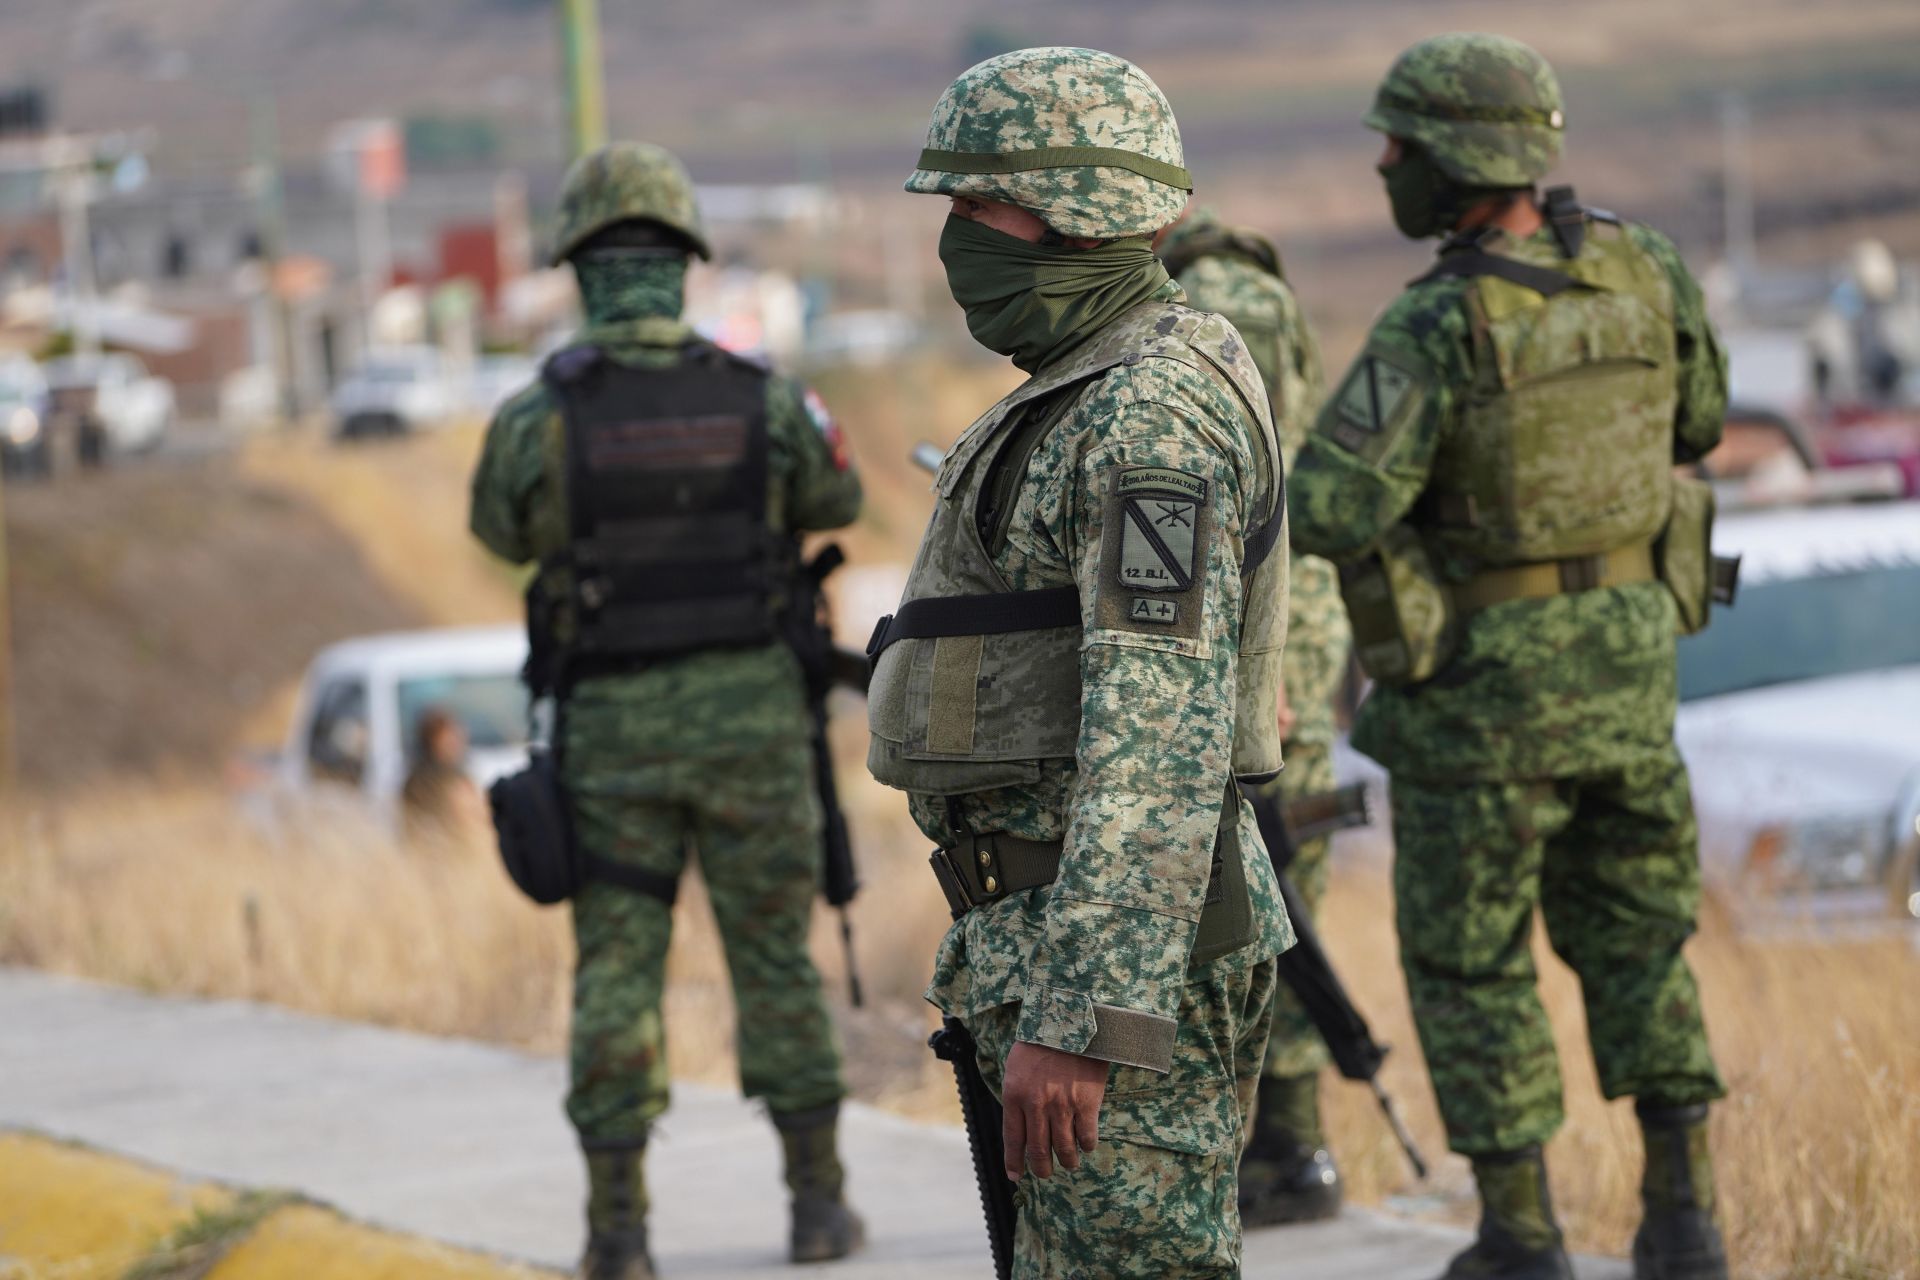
[552,142,708,327]
[1366,33,1565,238]
[908,48,1188,370]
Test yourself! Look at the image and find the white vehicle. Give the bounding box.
[279,625,530,828]
[44,354,176,454]
[1675,498,1920,922]
[330,345,460,438]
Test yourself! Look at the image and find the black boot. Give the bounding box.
[774,1102,866,1264]
[1239,1072,1342,1227]
[578,1136,656,1280]
[1438,1147,1575,1280]
[1632,1102,1728,1280]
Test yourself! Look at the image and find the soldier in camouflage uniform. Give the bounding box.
[1157,207,1354,1225]
[868,48,1295,1277]
[469,142,864,1279]
[1286,35,1730,1280]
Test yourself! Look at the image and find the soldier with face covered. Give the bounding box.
[868,46,1295,1278]
[1287,33,1731,1280]
[470,142,864,1279]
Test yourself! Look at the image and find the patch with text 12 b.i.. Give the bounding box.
[1096,465,1211,645]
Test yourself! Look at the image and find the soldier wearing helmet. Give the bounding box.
[871,47,1295,1276]
[471,141,864,1279]
[1287,33,1731,1280]
[1154,203,1350,1229]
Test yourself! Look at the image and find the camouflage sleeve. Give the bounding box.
[1006,366,1254,1067]
[468,382,558,565]
[767,375,862,532]
[1287,287,1469,562]
[1629,223,1729,464]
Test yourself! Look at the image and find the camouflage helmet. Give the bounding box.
[1365,33,1565,188]
[905,47,1192,239]
[549,141,711,266]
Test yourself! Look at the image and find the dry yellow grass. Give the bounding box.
[3,785,1914,1278]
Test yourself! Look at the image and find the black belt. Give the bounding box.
[928,832,1064,920]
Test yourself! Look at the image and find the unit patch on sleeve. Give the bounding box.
[1324,351,1423,463]
[1094,465,1212,645]
[803,386,850,470]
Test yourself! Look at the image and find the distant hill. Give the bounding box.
[4,0,1918,331]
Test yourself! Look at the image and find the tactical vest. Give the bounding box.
[533,342,792,685]
[867,299,1287,796]
[1417,203,1679,567]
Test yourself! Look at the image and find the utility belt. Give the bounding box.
[927,782,1252,969]
[1344,482,1739,689]
[1453,540,1655,614]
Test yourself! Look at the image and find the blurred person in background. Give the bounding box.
[401,706,486,842]
[1156,202,1351,1226]
[870,47,1294,1277]
[1286,34,1731,1280]
[469,141,864,1280]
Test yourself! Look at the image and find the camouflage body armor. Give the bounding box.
[867,298,1287,963]
[1422,208,1678,568]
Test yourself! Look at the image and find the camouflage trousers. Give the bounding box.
[1391,745,1725,1156]
[563,732,845,1144]
[1254,737,1335,1080]
[966,952,1279,1279]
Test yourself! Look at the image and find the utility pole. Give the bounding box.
[557,0,607,160]
[53,135,103,359]
[248,95,299,422]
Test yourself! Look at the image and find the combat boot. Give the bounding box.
[578,1136,656,1280]
[1239,1072,1342,1226]
[773,1102,866,1264]
[1632,1102,1728,1280]
[1437,1147,1575,1280]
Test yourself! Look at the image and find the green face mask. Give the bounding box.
[1377,147,1448,240]
[938,215,1172,373]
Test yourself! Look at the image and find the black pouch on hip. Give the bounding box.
[489,749,581,905]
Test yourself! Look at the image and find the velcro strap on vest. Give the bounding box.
[1413,250,1579,297]
[1454,541,1656,614]
[865,586,1080,661]
[928,833,1065,920]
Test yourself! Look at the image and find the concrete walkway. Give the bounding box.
[0,968,1626,1278]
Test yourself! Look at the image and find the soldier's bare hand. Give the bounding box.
[1001,1040,1107,1180]
[1275,679,1297,740]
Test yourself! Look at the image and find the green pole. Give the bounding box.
[558,0,607,160]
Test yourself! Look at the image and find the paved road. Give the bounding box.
[0,969,1626,1279]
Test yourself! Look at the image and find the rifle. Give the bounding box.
[1242,781,1430,1179]
[929,1017,1016,1280]
[793,543,865,1008]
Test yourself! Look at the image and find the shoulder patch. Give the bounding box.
[802,386,850,470]
[1322,350,1426,464]
[1095,465,1211,645]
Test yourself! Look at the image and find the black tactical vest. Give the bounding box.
[534,341,791,685]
